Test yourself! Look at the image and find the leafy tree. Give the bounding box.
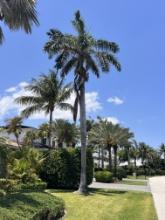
[0,0,38,43]
[44,11,121,194]
[15,71,73,148]
[5,116,23,147]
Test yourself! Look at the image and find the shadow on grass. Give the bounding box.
[48,188,127,197]
[0,192,41,209]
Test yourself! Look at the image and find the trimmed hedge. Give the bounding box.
[0,192,65,220]
[116,167,127,180]
[95,171,113,183]
[40,148,94,189]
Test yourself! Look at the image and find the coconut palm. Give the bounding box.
[15,71,73,148]
[5,116,23,147]
[0,0,38,43]
[23,130,38,147]
[129,140,140,176]
[44,11,121,194]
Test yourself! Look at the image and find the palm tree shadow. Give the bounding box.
[89,188,127,196]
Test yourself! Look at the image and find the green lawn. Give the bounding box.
[49,189,157,220]
[127,175,149,180]
[120,180,147,186]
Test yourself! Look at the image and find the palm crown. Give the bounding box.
[44,10,121,121]
[0,0,38,43]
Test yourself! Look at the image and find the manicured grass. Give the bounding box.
[0,191,65,220]
[120,180,147,186]
[127,175,149,180]
[49,189,157,220]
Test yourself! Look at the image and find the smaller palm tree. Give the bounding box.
[15,71,73,148]
[52,119,80,148]
[160,143,165,161]
[5,116,23,147]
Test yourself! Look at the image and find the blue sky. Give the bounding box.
[0,0,164,147]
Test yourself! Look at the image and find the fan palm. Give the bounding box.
[0,0,38,44]
[44,10,121,194]
[5,116,23,147]
[15,71,73,148]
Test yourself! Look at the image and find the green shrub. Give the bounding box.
[0,179,19,192]
[0,189,6,197]
[95,171,113,183]
[116,167,127,180]
[0,192,65,220]
[40,148,94,189]
[20,181,47,191]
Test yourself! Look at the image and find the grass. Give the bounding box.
[49,189,157,220]
[127,175,149,180]
[0,191,64,220]
[120,180,147,186]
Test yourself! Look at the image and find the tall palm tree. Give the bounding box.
[44,11,121,194]
[15,71,73,148]
[5,116,23,147]
[139,142,149,178]
[0,0,38,43]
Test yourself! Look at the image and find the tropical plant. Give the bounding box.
[8,147,44,183]
[0,0,38,44]
[44,11,121,193]
[52,119,80,148]
[129,140,140,175]
[5,116,23,147]
[15,71,73,148]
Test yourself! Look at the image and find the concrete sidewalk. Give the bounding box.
[89,181,150,192]
[149,176,165,220]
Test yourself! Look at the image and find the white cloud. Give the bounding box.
[106,116,120,125]
[0,82,102,121]
[6,87,17,93]
[107,96,124,105]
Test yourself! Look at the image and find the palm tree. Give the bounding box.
[44,11,121,194]
[52,119,79,148]
[0,0,38,44]
[139,142,149,178]
[160,143,165,162]
[23,130,38,147]
[15,71,73,148]
[130,140,140,177]
[5,116,23,147]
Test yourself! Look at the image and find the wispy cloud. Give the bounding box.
[107,96,124,105]
[105,116,120,124]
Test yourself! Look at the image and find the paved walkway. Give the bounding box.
[149,176,165,220]
[89,181,150,192]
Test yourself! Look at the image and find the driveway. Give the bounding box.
[89,181,150,192]
[149,176,165,220]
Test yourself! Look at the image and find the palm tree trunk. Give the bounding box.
[101,147,104,169]
[78,83,87,194]
[15,134,20,148]
[113,146,118,179]
[108,144,112,171]
[98,146,101,168]
[48,110,53,148]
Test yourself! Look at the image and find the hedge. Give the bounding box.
[39,148,94,189]
[0,192,65,220]
[95,171,113,183]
